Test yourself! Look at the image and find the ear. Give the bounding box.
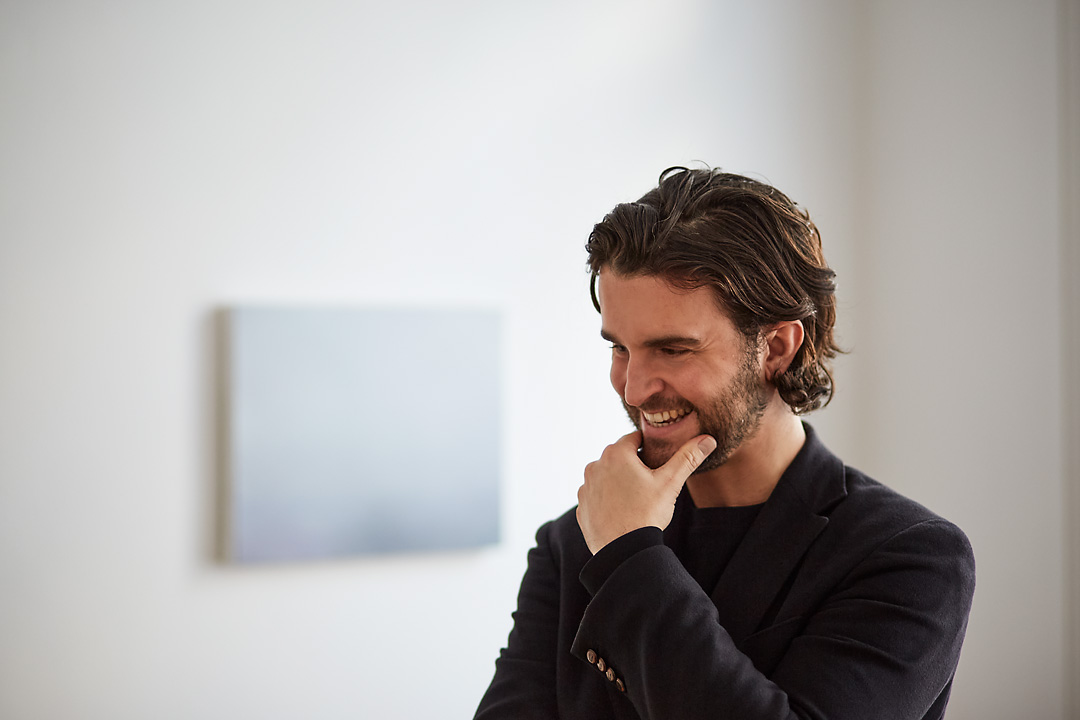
[762,320,804,380]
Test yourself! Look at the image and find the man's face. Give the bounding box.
[597,271,769,473]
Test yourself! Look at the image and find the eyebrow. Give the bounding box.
[600,329,703,349]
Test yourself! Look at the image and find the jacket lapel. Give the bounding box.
[708,424,847,647]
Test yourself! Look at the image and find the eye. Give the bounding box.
[660,347,690,357]
[609,343,628,356]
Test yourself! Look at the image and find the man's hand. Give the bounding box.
[576,431,718,555]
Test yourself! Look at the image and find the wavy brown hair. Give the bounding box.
[586,166,841,414]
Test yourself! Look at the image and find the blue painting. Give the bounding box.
[225,306,501,562]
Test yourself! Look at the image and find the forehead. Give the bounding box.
[596,272,736,341]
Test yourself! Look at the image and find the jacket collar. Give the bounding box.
[663,423,847,646]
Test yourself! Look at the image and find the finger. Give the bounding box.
[659,434,717,485]
[601,431,644,462]
[615,430,643,450]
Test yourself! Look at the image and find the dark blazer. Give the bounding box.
[475,425,976,720]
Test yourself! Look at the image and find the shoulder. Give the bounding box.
[827,465,975,586]
[795,425,973,565]
[841,466,970,543]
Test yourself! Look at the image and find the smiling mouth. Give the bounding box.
[641,407,691,427]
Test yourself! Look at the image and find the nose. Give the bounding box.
[614,353,664,408]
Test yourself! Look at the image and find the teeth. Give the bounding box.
[642,407,689,426]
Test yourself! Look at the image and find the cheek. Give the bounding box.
[669,368,707,404]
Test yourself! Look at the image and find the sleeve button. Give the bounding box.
[606,668,616,682]
[616,678,626,693]
[596,658,606,672]
[586,650,597,664]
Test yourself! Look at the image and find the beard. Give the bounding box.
[624,343,769,473]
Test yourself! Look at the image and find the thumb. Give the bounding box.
[660,435,717,486]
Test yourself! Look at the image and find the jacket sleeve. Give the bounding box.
[474,521,562,720]
[569,518,976,720]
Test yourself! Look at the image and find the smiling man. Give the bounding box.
[475,167,975,720]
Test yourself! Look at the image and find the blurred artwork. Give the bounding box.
[224,306,501,562]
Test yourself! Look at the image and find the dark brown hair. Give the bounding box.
[586,166,840,414]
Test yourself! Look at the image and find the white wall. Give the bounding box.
[0,1,1070,718]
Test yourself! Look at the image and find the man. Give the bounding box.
[475,167,975,720]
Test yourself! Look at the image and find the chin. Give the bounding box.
[640,424,734,474]
[638,438,680,470]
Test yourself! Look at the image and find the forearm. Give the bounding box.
[573,543,802,720]
[570,521,974,720]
